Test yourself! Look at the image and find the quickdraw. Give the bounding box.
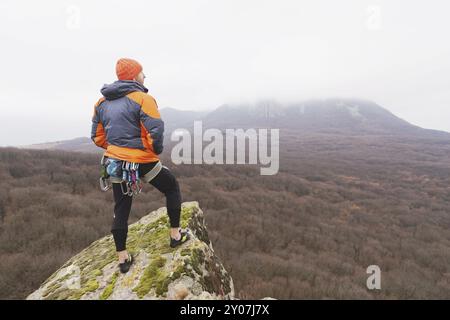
[120,161,143,196]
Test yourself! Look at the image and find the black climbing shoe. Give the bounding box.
[170,228,191,248]
[119,253,133,274]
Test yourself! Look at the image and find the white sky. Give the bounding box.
[0,0,449,146]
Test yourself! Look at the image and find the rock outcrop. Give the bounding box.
[27,202,234,300]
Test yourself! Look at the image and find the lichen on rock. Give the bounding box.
[27,201,234,300]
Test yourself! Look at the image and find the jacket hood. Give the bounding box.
[101,80,148,100]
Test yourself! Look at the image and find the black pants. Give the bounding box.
[111,162,181,252]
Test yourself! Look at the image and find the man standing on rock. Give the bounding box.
[91,58,190,273]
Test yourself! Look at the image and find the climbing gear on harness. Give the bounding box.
[99,155,163,196]
[107,158,123,179]
[120,160,143,196]
[99,155,112,191]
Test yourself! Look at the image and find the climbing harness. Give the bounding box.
[99,155,163,196]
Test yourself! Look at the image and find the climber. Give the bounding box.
[91,58,190,273]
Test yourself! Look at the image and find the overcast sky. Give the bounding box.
[0,0,449,146]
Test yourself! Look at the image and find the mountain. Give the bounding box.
[159,107,207,133]
[19,137,101,154]
[19,99,450,153]
[17,108,206,154]
[27,202,234,300]
[201,99,448,137]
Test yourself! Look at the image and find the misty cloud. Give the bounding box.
[0,0,449,146]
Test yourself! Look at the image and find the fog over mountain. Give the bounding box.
[19,99,450,152]
[1,1,450,147]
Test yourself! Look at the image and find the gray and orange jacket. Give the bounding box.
[91,80,164,163]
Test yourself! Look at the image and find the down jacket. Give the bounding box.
[91,80,164,163]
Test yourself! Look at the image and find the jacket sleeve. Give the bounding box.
[139,95,164,154]
[91,98,108,149]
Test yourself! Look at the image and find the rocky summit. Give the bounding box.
[27,202,234,300]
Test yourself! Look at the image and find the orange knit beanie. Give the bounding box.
[116,58,143,81]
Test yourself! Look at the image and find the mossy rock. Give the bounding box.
[27,201,234,300]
